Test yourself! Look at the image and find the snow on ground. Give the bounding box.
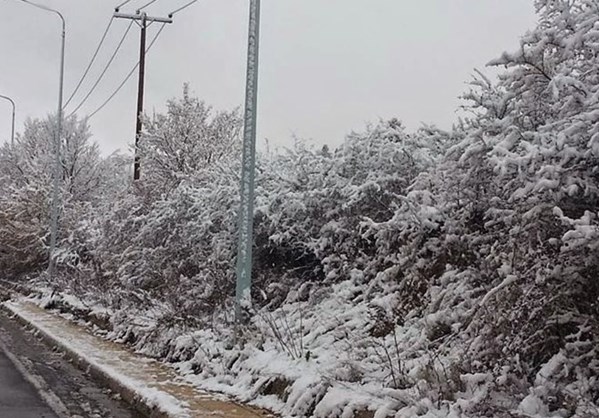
[17,274,561,418]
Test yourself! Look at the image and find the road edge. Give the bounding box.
[0,302,173,418]
[0,336,72,418]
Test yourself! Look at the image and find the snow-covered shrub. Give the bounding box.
[94,161,241,322]
[138,83,242,195]
[12,2,599,415]
[404,1,599,412]
[65,88,245,325]
[0,115,109,278]
[252,120,450,310]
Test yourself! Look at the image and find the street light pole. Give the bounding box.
[0,94,15,145]
[49,8,66,275]
[235,0,261,321]
[16,0,66,274]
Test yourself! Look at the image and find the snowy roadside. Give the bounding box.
[1,297,272,418]
[6,284,400,417]
[5,279,577,418]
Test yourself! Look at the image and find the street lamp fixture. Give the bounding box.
[0,94,15,145]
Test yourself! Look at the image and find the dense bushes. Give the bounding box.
[0,115,118,277]
[3,1,599,415]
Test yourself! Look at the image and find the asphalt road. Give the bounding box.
[0,349,57,418]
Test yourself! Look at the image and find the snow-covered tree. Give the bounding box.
[0,114,111,277]
[6,2,599,415]
[249,120,452,308]
[418,1,599,412]
[138,84,242,194]
[66,88,246,318]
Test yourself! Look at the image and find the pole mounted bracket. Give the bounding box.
[113,12,173,24]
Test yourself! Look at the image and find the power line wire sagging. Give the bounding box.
[88,23,167,119]
[85,0,197,119]
[64,17,115,108]
[114,0,134,11]
[169,0,198,17]
[68,20,135,118]
[137,0,160,12]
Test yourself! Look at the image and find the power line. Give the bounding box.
[137,0,159,12]
[64,17,115,108]
[114,0,135,11]
[68,19,135,118]
[88,23,167,119]
[169,0,198,17]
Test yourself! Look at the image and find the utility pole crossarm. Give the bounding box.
[113,12,173,24]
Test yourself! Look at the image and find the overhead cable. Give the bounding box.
[169,0,198,17]
[114,0,134,11]
[68,20,135,118]
[137,0,159,12]
[64,17,115,108]
[88,23,167,119]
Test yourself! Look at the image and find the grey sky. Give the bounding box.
[0,0,537,154]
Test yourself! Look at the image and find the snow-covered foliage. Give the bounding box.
[90,161,241,320]
[6,2,599,416]
[446,2,599,413]
[0,115,119,277]
[251,120,451,311]
[138,83,242,195]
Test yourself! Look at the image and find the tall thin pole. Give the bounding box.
[10,102,14,146]
[134,13,147,181]
[49,11,66,275]
[15,1,64,273]
[0,95,15,145]
[235,0,261,321]
[113,10,172,180]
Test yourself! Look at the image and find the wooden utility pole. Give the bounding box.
[113,9,172,180]
[134,13,147,181]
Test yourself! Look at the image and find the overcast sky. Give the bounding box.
[0,0,537,154]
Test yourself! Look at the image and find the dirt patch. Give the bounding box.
[259,376,291,401]
[353,409,375,418]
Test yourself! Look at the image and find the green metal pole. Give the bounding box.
[236,0,261,321]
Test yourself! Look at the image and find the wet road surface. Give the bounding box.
[0,349,57,418]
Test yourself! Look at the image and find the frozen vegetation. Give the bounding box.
[1,1,598,417]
